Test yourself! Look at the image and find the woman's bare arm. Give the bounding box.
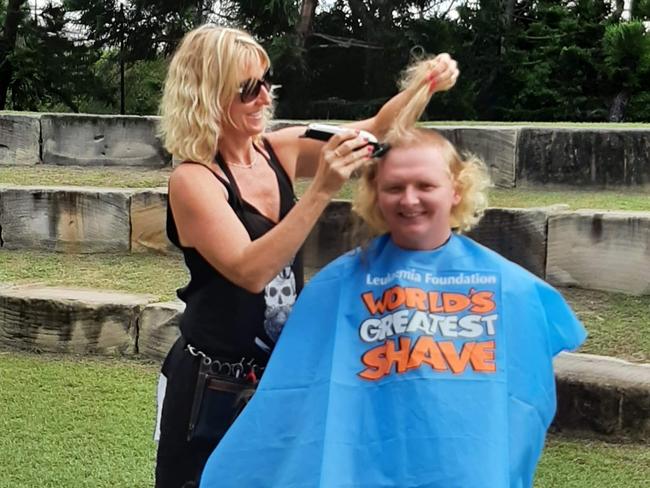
[267,53,459,179]
[170,131,370,293]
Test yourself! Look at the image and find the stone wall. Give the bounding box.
[1,113,171,168]
[433,126,518,188]
[1,186,648,295]
[517,128,650,186]
[300,200,650,295]
[1,113,649,187]
[0,114,41,166]
[0,285,153,355]
[546,210,650,295]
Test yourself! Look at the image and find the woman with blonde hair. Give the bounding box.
[198,54,586,488]
[155,24,459,488]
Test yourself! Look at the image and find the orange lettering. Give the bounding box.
[470,340,496,372]
[405,287,427,311]
[428,292,444,313]
[470,291,496,314]
[360,338,497,381]
[362,292,386,315]
[359,344,388,380]
[385,287,406,311]
[442,293,471,313]
[438,341,475,374]
[385,336,411,374]
[407,336,447,371]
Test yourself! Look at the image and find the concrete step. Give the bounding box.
[0,285,156,354]
[0,113,170,168]
[546,210,650,295]
[0,285,181,357]
[554,353,650,441]
[0,185,174,253]
[0,284,648,440]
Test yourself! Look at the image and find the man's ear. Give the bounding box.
[452,186,462,206]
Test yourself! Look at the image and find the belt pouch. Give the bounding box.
[187,359,256,443]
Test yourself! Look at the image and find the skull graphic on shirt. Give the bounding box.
[263,265,297,343]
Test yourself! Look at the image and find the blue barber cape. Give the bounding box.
[200,234,586,488]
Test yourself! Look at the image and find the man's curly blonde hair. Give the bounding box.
[159,24,273,165]
[353,55,491,234]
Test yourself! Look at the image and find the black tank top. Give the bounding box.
[166,139,304,363]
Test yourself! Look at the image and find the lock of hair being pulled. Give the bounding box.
[353,55,492,235]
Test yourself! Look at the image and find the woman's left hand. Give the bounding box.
[427,53,459,94]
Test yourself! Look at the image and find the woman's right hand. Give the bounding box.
[426,53,459,94]
[311,130,373,196]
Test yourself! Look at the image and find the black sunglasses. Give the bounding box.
[238,68,272,103]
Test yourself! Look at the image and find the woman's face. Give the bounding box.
[376,145,460,250]
[225,62,271,137]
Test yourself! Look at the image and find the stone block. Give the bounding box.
[0,114,41,165]
[303,200,366,268]
[41,114,170,167]
[131,188,176,253]
[553,353,650,440]
[138,301,184,360]
[432,125,518,188]
[0,286,155,355]
[0,186,132,252]
[546,210,650,294]
[466,207,554,277]
[517,128,650,186]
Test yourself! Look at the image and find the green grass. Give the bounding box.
[0,351,647,488]
[488,187,650,211]
[562,288,650,363]
[0,166,171,188]
[0,352,159,488]
[0,250,648,362]
[0,251,188,302]
[535,433,650,487]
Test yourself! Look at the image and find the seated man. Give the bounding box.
[199,57,586,488]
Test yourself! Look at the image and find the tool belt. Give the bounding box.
[186,344,262,443]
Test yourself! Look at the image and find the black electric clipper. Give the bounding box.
[302,123,390,158]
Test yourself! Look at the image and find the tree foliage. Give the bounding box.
[0,0,649,121]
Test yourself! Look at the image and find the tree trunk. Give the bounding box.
[346,0,375,96]
[195,0,205,27]
[499,0,516,55]
[0,0,27,109]
[502,0,516,27]
[612,0,625,21]
[296,0,317,48]
[608,91,629,122]
[279,0,318,118]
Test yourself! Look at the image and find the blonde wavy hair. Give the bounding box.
[159,24,273,165]
[353,55,491,234]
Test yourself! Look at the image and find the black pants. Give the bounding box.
[155,338,224,488]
